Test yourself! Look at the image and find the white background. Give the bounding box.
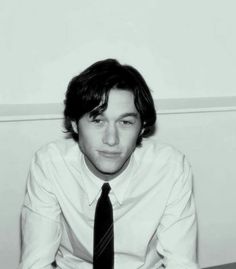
[0,0,236,104]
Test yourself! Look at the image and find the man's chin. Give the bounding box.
[95,164,125,180]
[98,167,121,176]
[96,157,131,179]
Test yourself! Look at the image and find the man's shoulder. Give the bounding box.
[135,138,186,165]
[34,138,79,163]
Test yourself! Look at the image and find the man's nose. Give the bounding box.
[102,124,119,146]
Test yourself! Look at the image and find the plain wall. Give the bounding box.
[1,109,236,269]
[1,0,236,104]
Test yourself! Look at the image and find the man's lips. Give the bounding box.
[98,151,121,158]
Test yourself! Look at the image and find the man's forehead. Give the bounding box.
[102,90,138,113]
[88,89,139,118]
[106,89,135,105]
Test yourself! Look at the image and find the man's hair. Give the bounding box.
[64,58,156,146]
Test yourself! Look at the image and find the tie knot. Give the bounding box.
[102,183,111,196]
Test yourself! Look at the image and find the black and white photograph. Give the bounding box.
[0,1,236,269]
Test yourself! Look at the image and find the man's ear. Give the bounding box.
[71,121,78,134]
[140,128,145,136]
[139,123,146,136]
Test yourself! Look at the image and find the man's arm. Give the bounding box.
[156,156,199,269]
[19,154,62,269]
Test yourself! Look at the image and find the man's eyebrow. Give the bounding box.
[119,113,139,118]
[89,112,139,119]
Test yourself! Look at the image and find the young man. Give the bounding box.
[19,59,199,269]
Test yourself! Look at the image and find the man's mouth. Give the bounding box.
[98,151,121,158]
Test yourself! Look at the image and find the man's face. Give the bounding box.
[77,89,142,180]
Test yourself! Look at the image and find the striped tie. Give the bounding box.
[93,183,114,269]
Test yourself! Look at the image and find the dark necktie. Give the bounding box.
[93,183,114,269]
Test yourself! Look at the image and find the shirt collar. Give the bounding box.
[81,154,135,206]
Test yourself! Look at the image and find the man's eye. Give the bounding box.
[120,120,133,126]
[92,118,103,124]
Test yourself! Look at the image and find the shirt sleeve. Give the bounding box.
[18,153,62,269]
[156,156,200,269]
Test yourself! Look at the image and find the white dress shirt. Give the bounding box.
[19,138,199,269]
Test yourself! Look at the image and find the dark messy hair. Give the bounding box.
[64,58,156,146]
